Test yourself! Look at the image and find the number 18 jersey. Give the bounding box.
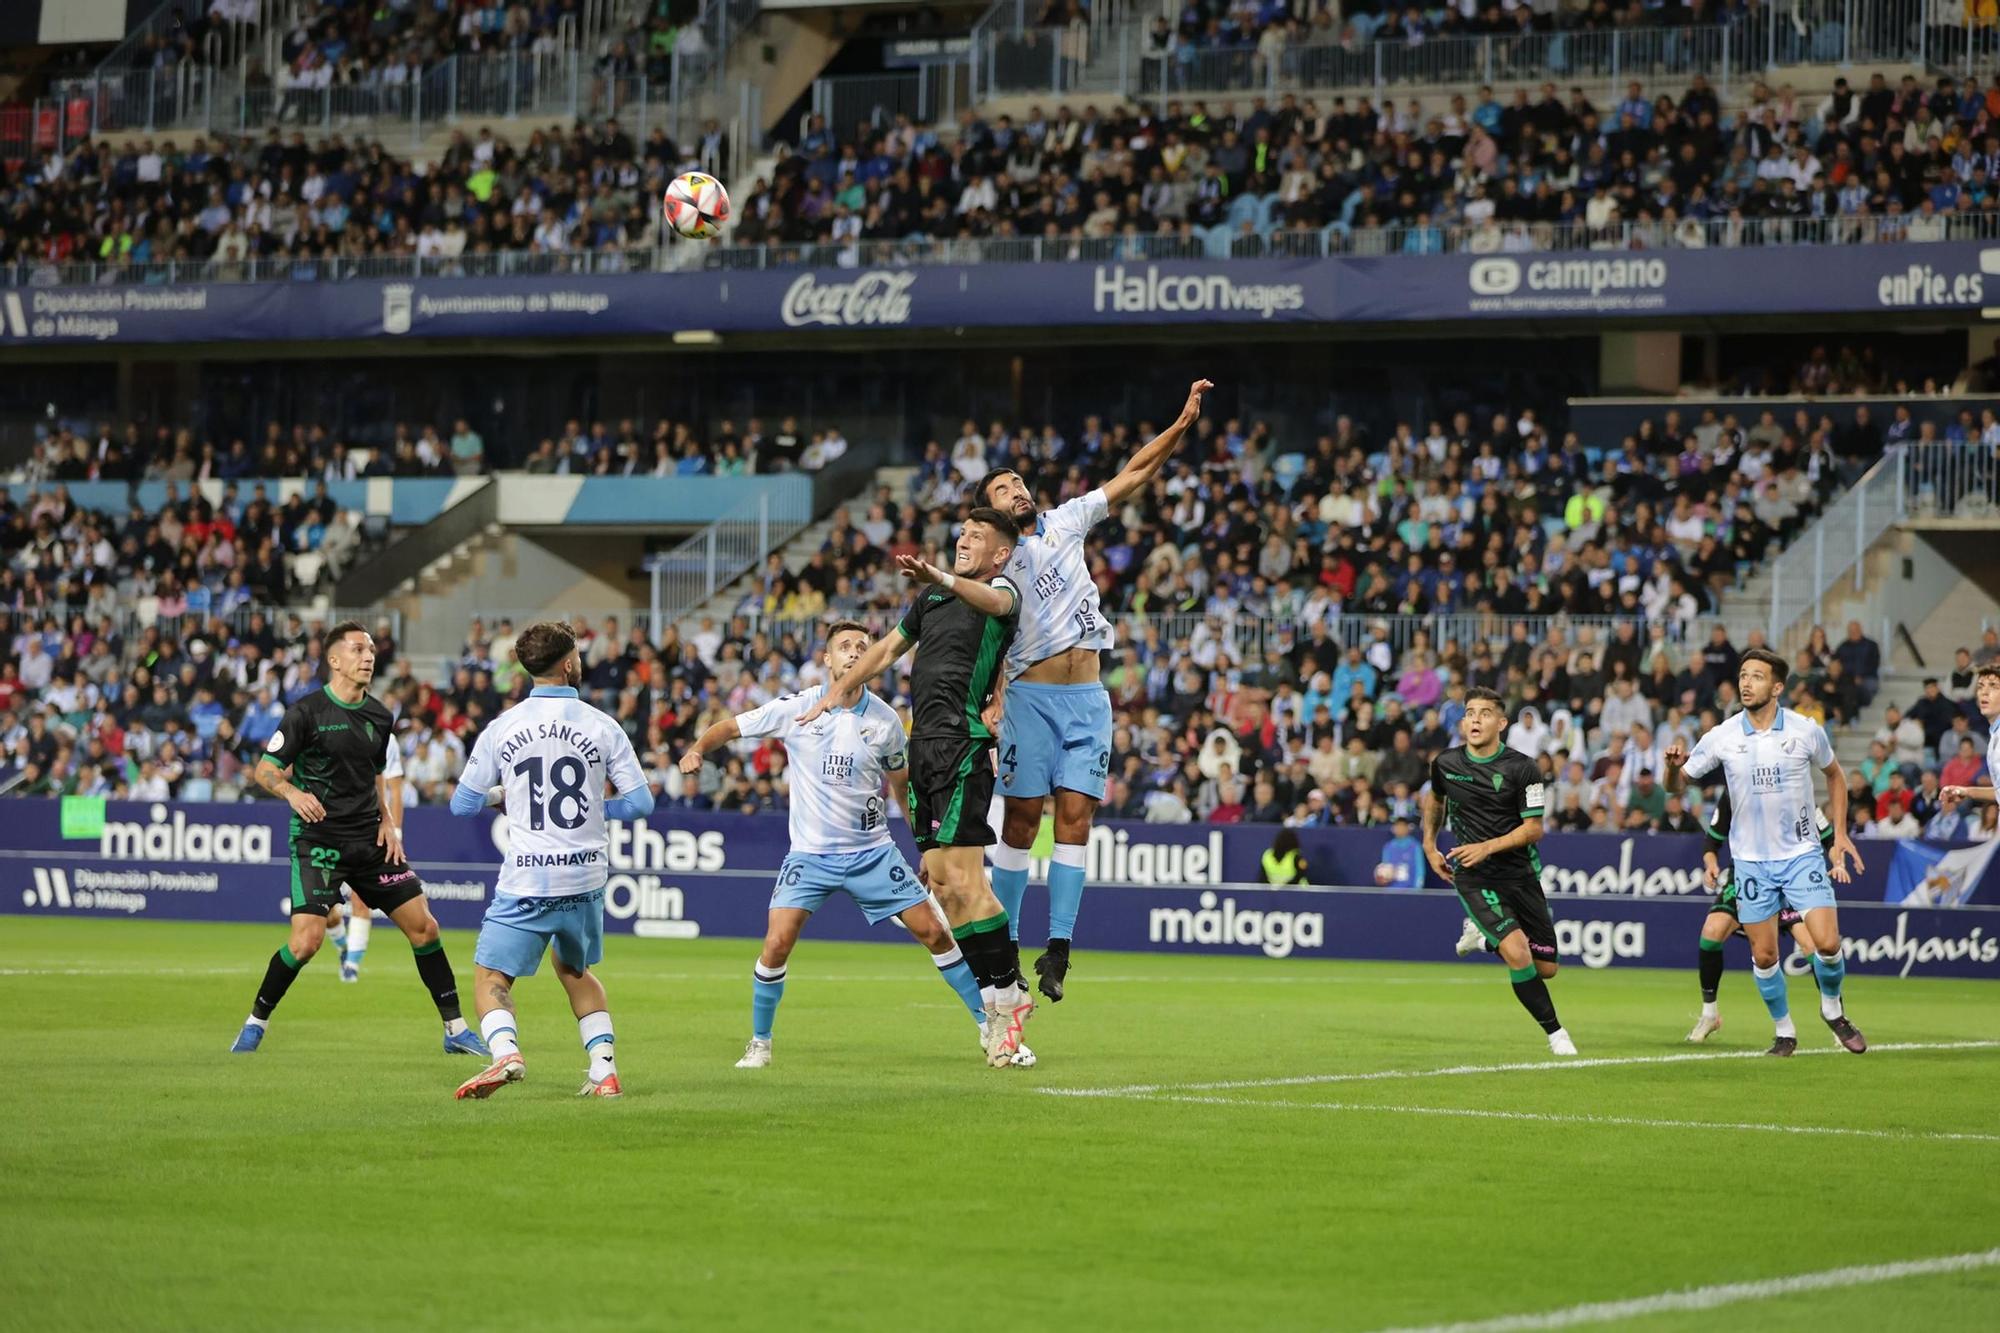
[459,688,647,898]
[1003,488,1116,679]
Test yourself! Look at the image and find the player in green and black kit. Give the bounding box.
[1423,686,1577,1055]
[802,506,1036,1067]
[229,621,488,1056]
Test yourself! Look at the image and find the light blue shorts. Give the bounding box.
[474,888,605,977]
[997,681,1113,801]
[772,846,927,925]
[1735,853,1836,925]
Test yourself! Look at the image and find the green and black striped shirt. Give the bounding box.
[899,577,1019,742]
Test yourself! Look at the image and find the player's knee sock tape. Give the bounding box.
[411,939,463,1022]
[578,1010,615,1076]
[990,844,1031,943]
[932,945,985,1021]
[752,964,787,1040]
[251,946,307,1020]
[1698,936,1726,1002]
[1752,961,1790,1020]
[1048,843,1087,942]
[1508,965,1562,1034]
[481,1008,521,1059]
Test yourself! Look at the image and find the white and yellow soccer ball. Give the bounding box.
[662,171,731,240]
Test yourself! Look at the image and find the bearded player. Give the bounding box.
[978,377,1212,1003]
[1666,649,1866,1056]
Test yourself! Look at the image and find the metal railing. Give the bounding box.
[712,607,1746,664]
[969,2,2000,106]
[11,209,2000,291]
[1766,442,2000,643]
[643,491,812,635]
[811,70,969,143]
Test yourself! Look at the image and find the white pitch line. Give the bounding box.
[1131,1093,2000,1146]
[1367,1246,2000,1333]
[0,966,1482,986]
[1039,1039,2000,1098]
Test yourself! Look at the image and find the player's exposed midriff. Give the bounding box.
[1017,644,1101,685]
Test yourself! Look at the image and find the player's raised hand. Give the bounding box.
[1941,785,1967,811]
[676,749,704,776]
[1179,378,1215,424]
[1662,741,1688,771]
[897,552,945,585]
[286,788,326,823]
[1829,834,1864,884]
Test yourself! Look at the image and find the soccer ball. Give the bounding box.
[662,171,730,240]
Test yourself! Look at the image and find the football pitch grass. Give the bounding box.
[2,918,1996,1332]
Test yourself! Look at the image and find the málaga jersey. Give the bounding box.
[1682,708,1834,866]
[735,687,907,854]
[458,687,648,898]
[1003,488,1115,678]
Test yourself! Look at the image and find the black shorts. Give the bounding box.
[1457,876,1558,964]
[289,834,425,919]
[908,737,996,851]
[1709,875,1804,930]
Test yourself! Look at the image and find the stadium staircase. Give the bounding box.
[1704,449,2000,768]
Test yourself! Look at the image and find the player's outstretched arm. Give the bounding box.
[1101,377,1214,506]
[1942,783,1999,809]
[896,552,1017,619]
[800,630,914,724]
[678,717,741,775]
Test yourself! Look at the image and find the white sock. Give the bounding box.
[347,911,371,960]
[1819,993,1844,1020]
[1775,1015,1797,1038]
[579,1009,616,1079]
[444,1016,469,1037]
[1549,1026,1570,1043]
[481,1008,521,1059]
[979,985,999,1010]
[244,1014,268,1029]
[1701,1000,1720,1019]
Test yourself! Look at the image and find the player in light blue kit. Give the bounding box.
[978,377,1212,1003]
[677,621,988,1069]
[1665,647,1867,1057]
[448,620,656,1100]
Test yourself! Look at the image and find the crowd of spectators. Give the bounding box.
[13,409,859,483]
[747,67,2000,260]
[140,1,587,79]
[2,390,1991,848]
[0,115,727,279]
[0,481,366,622]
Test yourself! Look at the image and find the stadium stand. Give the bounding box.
[17,61,2000,283]
[7,384,1992,840]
